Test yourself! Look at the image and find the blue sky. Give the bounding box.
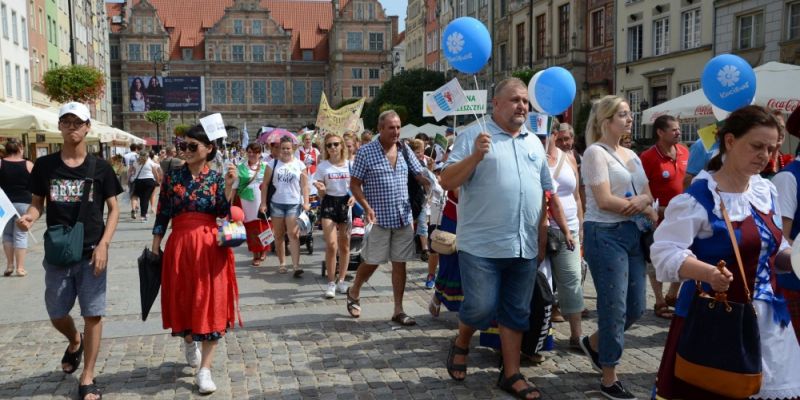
[379,1,407,31]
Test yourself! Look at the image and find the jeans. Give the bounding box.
[458,251,538,331]
[584,220,647,367]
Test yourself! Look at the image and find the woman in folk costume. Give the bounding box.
[234,143,269,266]
[151,124,241,395]
[651,106,800,400]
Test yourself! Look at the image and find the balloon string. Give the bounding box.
[471,75,489,134]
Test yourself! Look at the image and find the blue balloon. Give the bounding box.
[442,17,491,74]
[701,54,756,112]
[534,67,576,115]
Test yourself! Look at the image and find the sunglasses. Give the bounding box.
[325,142,341,149]
[59,119,86,129]
[178,142,201,152]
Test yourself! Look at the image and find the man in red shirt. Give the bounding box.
[640,115,688,319]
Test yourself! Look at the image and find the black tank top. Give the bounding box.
[0,159,32,203]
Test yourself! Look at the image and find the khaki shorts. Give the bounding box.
[362,224,416,265]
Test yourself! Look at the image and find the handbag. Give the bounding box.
[400,143,426,220]
[44,156,96,266]
[264,159,278,215]
[217,218,247,247]
[430,195,456,255]
[128,161,144,193]
[674,191,762,398]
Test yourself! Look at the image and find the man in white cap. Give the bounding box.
[17,101,122,400]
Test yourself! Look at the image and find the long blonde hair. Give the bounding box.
[585,95,625,147]
[322,133,349,161]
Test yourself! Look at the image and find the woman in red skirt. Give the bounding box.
[151,124,240,395]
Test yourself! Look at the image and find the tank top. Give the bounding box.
[0,159,31,203]
[547,149,579,232]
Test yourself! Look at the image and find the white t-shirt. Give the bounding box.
[772,161,800,227]
[313,160,351,197]
[123,151,138,167]
[132,159,159,180]
[581,143,649,223]
[548,149,580,232]
[270,158,305,204]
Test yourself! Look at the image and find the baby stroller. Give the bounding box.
[294,210,316,255]
[320,216,366,277]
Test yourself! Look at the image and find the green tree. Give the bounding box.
[173,123,190,137]
[378,103,409,124]
[145,110,170,147]
[362,69,446,130]
[42,65,106,103]
[511,68,541,86]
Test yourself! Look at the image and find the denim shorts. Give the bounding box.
[44,258,107,319]
[458,251,538,331]
[270,202,302,218]
[2,203,29,248]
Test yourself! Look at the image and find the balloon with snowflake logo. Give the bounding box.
[701,54,756,112]
[442,17,491,74]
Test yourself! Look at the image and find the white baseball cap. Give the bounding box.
[58,102,91,122]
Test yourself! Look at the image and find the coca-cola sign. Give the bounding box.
[694,105,713,116]
[766,98,799,113]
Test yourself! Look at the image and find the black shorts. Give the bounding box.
[320,195,350,224]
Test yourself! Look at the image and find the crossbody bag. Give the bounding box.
[44,155,96,266]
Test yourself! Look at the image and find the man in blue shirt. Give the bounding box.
[346,110,429,326]
[440,78,553,399]
[683,139,719,188]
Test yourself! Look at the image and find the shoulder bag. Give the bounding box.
[400,143,426,220]
[264,159,279,216]
[129,161,144,194]
[44,156,96,266]
[674,191,762,398]
[430,195,457,255]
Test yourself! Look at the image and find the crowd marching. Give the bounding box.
[3,74,800,400]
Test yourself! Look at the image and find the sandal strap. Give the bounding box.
[452,344,469,356]
[500,372,526,388]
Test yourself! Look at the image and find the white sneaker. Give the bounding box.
[325,282,336,299]
[337,280,348,294]
[183,341,200,368]
[196,367,217,394]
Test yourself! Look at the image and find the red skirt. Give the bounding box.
[244,219,271,253]
[161,212,241,336]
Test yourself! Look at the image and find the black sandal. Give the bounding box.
[61,333,84,374]
[78,381,102,400]
[346,288,361,318]
[445,338,469,381]
[497,372,542,399]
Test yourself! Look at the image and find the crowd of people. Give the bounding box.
[6,76,800,399]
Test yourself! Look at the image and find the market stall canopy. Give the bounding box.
[642,61,800,125]
[0,100,60,137]
[399,124,419,139]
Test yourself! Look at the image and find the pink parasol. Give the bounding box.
[260,128,298,145]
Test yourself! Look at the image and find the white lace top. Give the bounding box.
[581,144,649,223]
[650,170,789,283]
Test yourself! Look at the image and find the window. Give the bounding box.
[535,14,546,59]
[128,44,141,61]
[346,32,362,50]
[499,43,508,71]
[21,16,27,48]
[231,80,245,104]
[302,50,313,61]
[15,65,20,100]
[110,44,119,60]
[251,20,262,35]
[627,25,643,61]
[252,45,265,62]
[149,44,163,61]
[591,9,604,48]
[111,80,121,105]
[212,81,226,104]
[680,122,698,142]
[311,80,323,104]
[24,68,29,102]
[351,68,363,79]
[4,61,10,97]
[232,45,244,62]
[38,8,42,33]
[10,10,16,44]
[558,4,570,54]
[516,23,525,67]
[737,13,764,50]
[653,18,669,56]
[1,4,7,39]
[368,2,375,19]
[292,80,306,104]
[790,2,800,40]
[145,17,153,33]
[499,0,506,17]
[627,89,642,139]
[369,32,384,51]
[368,68,379,79]
[233,19,243,35]
[182,48,192,60]
[275,48,283,62]
[355,1,364,20]
[270,80,285,104]
[681,8,701,50]
[32,49,38,80]
[351,86,363,98]
[369,85,379,97]
[252,80,267,104]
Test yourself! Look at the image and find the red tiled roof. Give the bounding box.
[109,0,333,61]
[395,31,405,47]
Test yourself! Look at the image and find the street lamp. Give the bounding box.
[151,49,169,148]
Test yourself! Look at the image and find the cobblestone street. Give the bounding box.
[0,210,670,399]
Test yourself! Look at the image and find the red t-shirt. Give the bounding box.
[443,191,458,221]
[640,143,689,206]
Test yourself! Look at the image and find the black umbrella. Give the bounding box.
[137,247,162,321]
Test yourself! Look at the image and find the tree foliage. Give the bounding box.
[145,110,170,125]
[511,68,541,86]
[173,123,190,137]
[378,103,409,125]
[42,65,106,103]
[362,69,446,130]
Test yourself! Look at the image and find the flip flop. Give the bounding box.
[61,333,84,374]
[391,312,416,326]
[346,288,361,318]
[278,266,287,274]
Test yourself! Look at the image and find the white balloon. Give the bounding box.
[791,237,800,282]
[528,70,545,113]
[712,104,729,122]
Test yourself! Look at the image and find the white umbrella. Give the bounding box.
[642,61,800,125]
[399,123,419,139]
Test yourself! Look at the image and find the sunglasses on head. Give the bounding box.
[178,142,201,152]
[325,142,341,149]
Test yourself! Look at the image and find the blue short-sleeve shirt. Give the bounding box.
[444,118,553,259]
[686,139,719,176]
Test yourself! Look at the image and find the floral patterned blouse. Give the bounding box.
[152,164,230,236]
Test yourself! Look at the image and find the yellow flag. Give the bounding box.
[697,123,718,151]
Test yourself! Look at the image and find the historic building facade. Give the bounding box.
[714,0,800,65]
